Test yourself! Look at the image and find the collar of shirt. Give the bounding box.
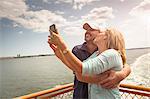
[80,42,88,52]
[81,42,98,54]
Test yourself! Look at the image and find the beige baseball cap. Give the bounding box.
[83,22,107,32]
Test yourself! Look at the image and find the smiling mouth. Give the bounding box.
[85,33,91,37]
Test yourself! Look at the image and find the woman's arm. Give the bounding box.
[49,32,83,74]
[48,40,106,83]
[49,32,122,77]
[55,49,76,71]
[48,41,110,84]
[49,38,129,86]
[49,39,130,87]
[48,42,78,72]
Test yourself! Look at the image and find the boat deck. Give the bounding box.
[15,83,150,99]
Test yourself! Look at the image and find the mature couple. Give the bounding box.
[47,23,131,99]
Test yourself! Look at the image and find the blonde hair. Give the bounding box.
[105,27,126,65]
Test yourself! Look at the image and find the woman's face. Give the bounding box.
[93,32,107,46]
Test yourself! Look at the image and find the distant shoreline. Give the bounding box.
[126,47,150,50]
[0,54,55,60]
[0,47,149,60]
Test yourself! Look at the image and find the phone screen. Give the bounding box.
[49,24,57,33]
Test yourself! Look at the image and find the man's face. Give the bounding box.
[93,32,106,46]
[84,29,100,42]
[90,29,100,39]
[83,23,100,42]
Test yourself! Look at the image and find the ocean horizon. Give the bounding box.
[0,47,150,59]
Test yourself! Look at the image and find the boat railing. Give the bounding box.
[15,83,150,99]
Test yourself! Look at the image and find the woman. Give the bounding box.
[48,26,126,99]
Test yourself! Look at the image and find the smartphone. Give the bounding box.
[49,24,57,34]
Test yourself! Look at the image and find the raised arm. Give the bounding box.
[48,31,83,74]
[48,32,124,83]
[48,40,109,84]
[47,41,80,72]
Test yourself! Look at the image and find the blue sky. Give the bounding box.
[0,0,150,57]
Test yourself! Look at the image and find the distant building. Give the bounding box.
[17,54,21,57]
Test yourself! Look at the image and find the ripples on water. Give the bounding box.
[123,53,150,87]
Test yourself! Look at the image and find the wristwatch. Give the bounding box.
[62,49,69,54]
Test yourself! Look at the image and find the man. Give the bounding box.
[72,23,131,99]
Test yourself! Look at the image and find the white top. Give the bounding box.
[82,49,123,99]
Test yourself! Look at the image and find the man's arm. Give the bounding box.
[63,46,131,88]
[75,72,109,83]
[98,64,131,89]
[76,64,131,89]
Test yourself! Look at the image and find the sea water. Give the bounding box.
[0,48,150,98]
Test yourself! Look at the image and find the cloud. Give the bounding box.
[55,0,99,10]
[54,0,71,4]
[129,0,150,16]
[62,7,114,36]
[63,26,85,36]
[0,0,67,33]
[13,22,20,28]
[43,0,48,3]
[73,0,99,10]
[0,0,27,18]
[0,0,114,35]
[19,31,23,34]
[118,0,150,48]
[61,19,83,35]
[125,0,150,47]
[124,0,150,48]
[81,7,114,24]
[69,16,78,19]
[43,0,51,4]
[14,10,67,32]
[54,10,65,15]
[120,0,125,2]
[118,17,150,48]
